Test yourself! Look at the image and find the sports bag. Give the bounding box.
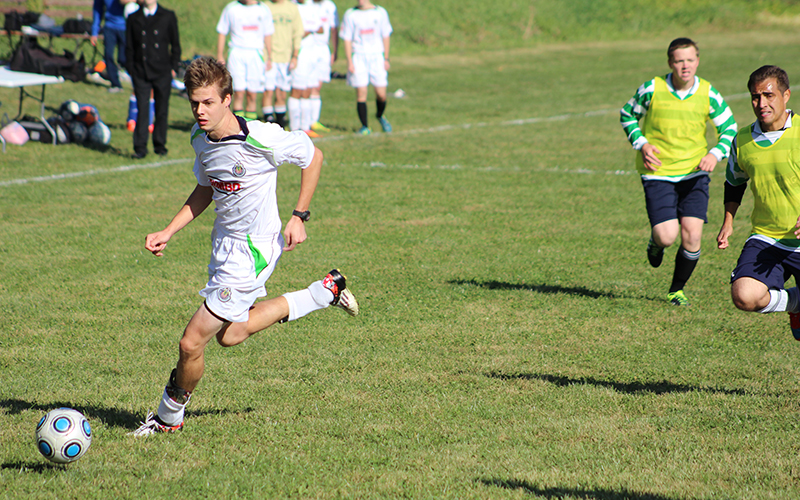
[62,18,92,35]
[9,37,87,82]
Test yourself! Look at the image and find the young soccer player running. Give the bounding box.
[620,38,737,305]
[132,57,358,436]
[717,65,800,339]
[216,0,274,120]
[340,0,393,135]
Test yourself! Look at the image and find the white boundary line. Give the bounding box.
[0,158,192,187]
[0,92,751,187]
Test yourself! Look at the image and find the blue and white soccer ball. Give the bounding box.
[36,408,92,464]
[68,121,89,143]
[88,121,111,145]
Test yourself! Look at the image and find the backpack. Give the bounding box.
[62,18,92,35]
[9,37,87,82]
[3,11,40,31]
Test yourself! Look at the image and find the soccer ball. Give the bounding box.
[36,408,92,464]
[59,100,80,121]
[88,121,111,145]
[68,121,89,143]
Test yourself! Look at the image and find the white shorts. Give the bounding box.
[265,62,292,92]
[200,231,284,323]
[292,44,327,90]
[347,52,387,89]
[315,45,332,84]
[227,47,267,93]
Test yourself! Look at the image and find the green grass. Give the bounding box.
[4,6,800,500]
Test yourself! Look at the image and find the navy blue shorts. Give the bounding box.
[641,175,709,227]
[731,238,800,286]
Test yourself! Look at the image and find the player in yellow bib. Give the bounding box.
[620,38,737,305]
[716,65,800,340]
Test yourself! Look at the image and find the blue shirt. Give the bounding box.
[92,0,127,36]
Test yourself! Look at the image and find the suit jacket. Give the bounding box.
[125,4,181,80]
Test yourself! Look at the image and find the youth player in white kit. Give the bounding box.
[216,0,274,120]
[287,0,326,136]
[133,57,358,436]
[307,0,339,133]
[340,0,392,135]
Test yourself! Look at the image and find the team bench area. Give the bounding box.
[1,0,98,58]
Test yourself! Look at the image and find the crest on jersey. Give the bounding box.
[219,287,232,302]
[232,162,246,177]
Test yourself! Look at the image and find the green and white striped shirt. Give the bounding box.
[620,74,737,163]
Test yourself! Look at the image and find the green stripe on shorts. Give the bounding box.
[247,235,269,276]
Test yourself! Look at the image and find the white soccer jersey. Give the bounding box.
[191,118,315,237]
[313,0,338,46]
[340,5,391,55]
[217,1,275,51]
[296,1,323,50]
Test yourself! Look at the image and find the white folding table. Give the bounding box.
[0,66,64,152]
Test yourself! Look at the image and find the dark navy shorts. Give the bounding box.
[641,175,709,227]
[731,238,800,286]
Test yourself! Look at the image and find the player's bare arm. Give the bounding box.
[383,36,390,71]
[640,143,662,171]
[146,185,214,256]
[216,32,227,65]
[344,40,354,73]
[284,147,323,251]
[716,202,740,250]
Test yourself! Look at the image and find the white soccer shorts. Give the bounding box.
[292,45,327,90]
[200,232,283,323]
[347,52,388,89]
[227,47,267,93]
[314,44,332,84]
[265,62,292,92]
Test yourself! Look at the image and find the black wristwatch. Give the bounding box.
[292,210,311,222]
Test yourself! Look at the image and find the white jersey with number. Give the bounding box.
[191,117,315,237]
[340,5,391,55]
[217,1,275,51]
[313,0,338,46]
[296,1,322,50]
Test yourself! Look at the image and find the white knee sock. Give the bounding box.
[758,287,800,313]
[282,280,334,321]
[287,97,301,131]
[157,388,186,425]
[300,98,312,131]
[310,95,322,124]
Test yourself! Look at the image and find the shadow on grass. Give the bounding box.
[486,371,748,396]
[480,478,687,500]
[450,279,630,300]
[0,398,253,431]
[1,461,65,473]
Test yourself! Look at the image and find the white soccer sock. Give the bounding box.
[757,288,800,314]
[300,98,312,131]
[157,388,186,426]
[287,97,301,131]
[282,280,334,322]
[310,95,322,124]
[262,106,274,116]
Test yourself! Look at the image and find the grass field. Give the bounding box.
[3,3,800,499]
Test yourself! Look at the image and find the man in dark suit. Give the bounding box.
[125,0,181,159]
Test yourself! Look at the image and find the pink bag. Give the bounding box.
[0,121,30,146]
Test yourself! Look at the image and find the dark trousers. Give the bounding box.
[102,26,126,88]
[131,72,172,156]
